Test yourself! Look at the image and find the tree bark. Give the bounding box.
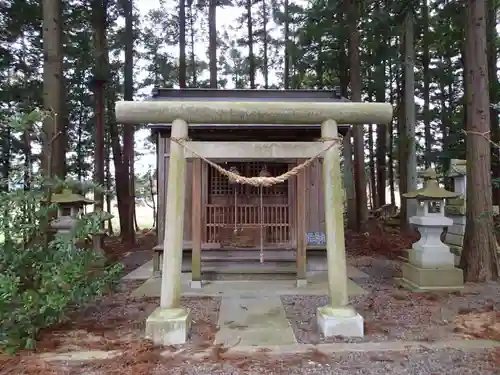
[41,0,66,179]
[91,0,107,220]
[121,0,135,243]
[403,11,417,223]
[247,0,255,88]
[261,0,269,88]
[283,0,290,89]
[188,3,197,86]
[422,0,432,167]
[346,0,368,231]
[209,0,217,88]
[179,0,187,88]
[368,124,376,209]
[375,61,387,208]
[487,0,499,204]
[460,0,499,282]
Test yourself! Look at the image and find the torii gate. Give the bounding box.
[116,99,393,345]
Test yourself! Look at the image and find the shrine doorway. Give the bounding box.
[204,162,294,249]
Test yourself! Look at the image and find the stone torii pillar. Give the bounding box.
[145,118,191,345]
[317,119,363,337]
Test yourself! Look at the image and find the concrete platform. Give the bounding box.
[215,295,297,346]
[395,262,464,292]
[130,273,367,298]
[123,259,370,281]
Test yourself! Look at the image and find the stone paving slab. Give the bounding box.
[217,295,297,346]
[130,276,367,298]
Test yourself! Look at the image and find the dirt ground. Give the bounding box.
[1,228,499,374]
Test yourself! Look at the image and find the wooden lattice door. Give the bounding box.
[205,162,291,248]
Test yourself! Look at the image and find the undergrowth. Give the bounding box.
[0,110,123,354]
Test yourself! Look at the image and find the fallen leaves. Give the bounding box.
[345,223,419,259]
[452,311,500,341]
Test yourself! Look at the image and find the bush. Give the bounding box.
[0,180,123,354]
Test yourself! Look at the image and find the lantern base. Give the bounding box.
[394,263,464,292]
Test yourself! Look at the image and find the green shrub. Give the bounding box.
[0,180,123,354]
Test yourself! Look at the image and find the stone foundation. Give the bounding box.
[316,306,364,338]
[395,262,463,292]
[145,307,191,345]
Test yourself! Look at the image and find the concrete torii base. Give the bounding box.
[316,306,364,338]
[145,307,191,345]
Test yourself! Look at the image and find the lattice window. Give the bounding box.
[208,162,288,196]
[208,162,245,196]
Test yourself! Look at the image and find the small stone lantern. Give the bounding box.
[51,189,94,234]
[395,168,464,291]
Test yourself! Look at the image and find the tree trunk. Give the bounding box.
[121,0,135,243]
[388,58,396,206]
[422,0,432,167]
[41,0,66,179]
[487,0,499,204]
[403,11,417,223]
[179,0,187,88]
[262,0,269,89]
[247,0,255,88]
[460,0,499,282]
[346,0,367,231]
[339,41,357,230]
[315,40,323,88]
[368,124,376,209]
[149,172,157,228]
[375,61,387,208]
[188,3,197,86]
[209,0,217,88]
[91,0,107,221]
[283,0,290,89]
[105,133,113,235]
[398,35,408,228]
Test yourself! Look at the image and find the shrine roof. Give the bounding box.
[146,88,351,135]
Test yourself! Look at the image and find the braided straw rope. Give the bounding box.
[170,137,342,187]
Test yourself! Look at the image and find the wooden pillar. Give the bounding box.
[191,158,202,288]
[296,160,307,286]
[160,119,188,308]
[321,119,349,306]
[153,134,166,275]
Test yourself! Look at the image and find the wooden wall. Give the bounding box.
[156,134,327,249]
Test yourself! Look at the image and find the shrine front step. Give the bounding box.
[183,249,298,276]
[201,249,296,262]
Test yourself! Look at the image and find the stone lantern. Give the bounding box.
[50,189,94,234]
[395,168,464,291]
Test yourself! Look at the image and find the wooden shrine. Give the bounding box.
[149,89,354,274]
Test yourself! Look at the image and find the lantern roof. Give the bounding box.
[51,189,94,205]
[403,169,461,200]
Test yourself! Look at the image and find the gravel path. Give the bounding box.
[153,348,499,374]
[282,257,500,344]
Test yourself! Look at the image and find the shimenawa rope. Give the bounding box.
[169,136,342,187]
